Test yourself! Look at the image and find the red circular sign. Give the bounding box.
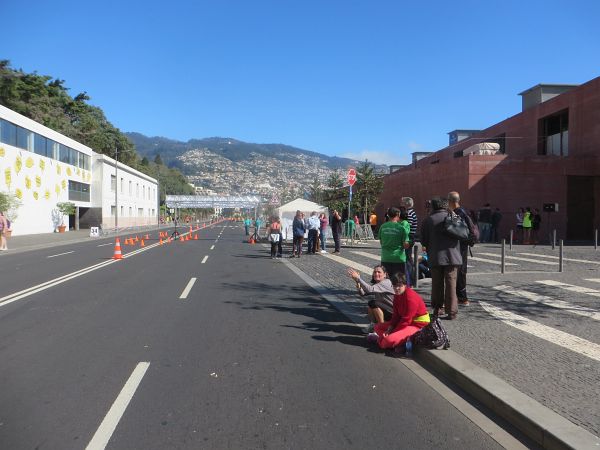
[347,168,357,186]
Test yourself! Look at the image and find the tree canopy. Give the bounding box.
[0,60,194,199]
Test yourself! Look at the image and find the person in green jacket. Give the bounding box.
[378,207,410,279]
[522,207,533,244]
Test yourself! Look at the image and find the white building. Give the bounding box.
[0,105,157,236]
[92,154,158,229]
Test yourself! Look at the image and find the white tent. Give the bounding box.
[462,142,500,156]
[277,198,328,240]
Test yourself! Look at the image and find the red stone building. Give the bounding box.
[378,76,600,242]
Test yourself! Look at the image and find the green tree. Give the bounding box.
[154,154,163,165]
[354,160,384,224]
[308,178,323,205]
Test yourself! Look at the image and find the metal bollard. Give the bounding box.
[501,239,506,274]
[509,230,513,250]
[413,245,419,288]
[559,240,564,272]
[552,229,556,250]
[595,229,598,250]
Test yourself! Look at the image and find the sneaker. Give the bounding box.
[366,332,379,343]
[458,299,470,306]
[320,250,327,253]
[363,323,375,334]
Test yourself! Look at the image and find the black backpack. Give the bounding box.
[413,316,450,350]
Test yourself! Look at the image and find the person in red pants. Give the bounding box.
[368,273,430,350]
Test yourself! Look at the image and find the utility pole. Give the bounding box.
[114,147,118,231]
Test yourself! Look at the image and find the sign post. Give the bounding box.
[347,168,356,238]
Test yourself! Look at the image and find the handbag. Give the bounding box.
[269,233,280,243]
[443,212,470,241]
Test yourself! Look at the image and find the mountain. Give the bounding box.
[126,133,388,199]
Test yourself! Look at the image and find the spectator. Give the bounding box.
[369,211,378,234]
[0,211,9,251]
[421,196,462,319]
[491,208,502,243]
[244,217,252,236]
[367,273,430,350]
[319,212,328,253]
[403,197,418,285]
[448,191,474,306]
[532,208,542,244]
[378,207,410,279]
[515,207,524,243]
[254,217,263,237]
[347,265,394,333]
[478,203,493,243]
[266,216,283,259]
[306,211,321,254]
[291,210,305,258]
[331,209,342,253]
[522,207,533,244]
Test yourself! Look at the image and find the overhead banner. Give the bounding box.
[165,195,262,209]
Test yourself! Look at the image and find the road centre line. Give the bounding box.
[0,240,161,309]
[517,252,600,265]
[536,280,600,298]
[201,255,208,264]
[46,251,75,258]
[478,252,556,265]
[479,301,600,363]
[85,362,150,450]
[179,278,197,299]
[493,285,600,321]
[210,245,215,250]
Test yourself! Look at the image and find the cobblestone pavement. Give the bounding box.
[277,240,600,438]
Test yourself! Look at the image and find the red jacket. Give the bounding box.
[388,287,430,331]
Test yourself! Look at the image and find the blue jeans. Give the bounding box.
[320,230,327,251]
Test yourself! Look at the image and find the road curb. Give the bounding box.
[415,348,600,450]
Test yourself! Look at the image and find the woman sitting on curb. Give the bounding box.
[347,266,394,333]
[367,273,430,350]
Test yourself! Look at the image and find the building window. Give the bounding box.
[121,206,124,216]
[0,119,17,146]
[121,177,124,193]
[539,109,568,156]
[136,183,139,197]
[34,134,48,156]
[16,126,32,151]
[68,180,90,202]
[129,207,132,216]
[129,181,132,195]
[59,144,70,163]
[111,205,116,217]
[110,175,116,192]
[138,208,143,216]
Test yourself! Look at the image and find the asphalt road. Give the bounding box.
[0,223,505,449]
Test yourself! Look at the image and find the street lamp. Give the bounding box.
[114,147,118,231]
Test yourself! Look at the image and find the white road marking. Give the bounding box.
[493,285,600,321]
[479,301,600,362]
[179,278,197,299]
[97,243,114,247]
[326,253,377,276]
[585,279,600,283]
[536,280,600,298]
[86,362,150,450]
[517,252,600,265]
[46,251,75,258]
[210,245,215,250]
[353,250,498,268]
[469,256,518,266]
[478,252,556,265]
[201,255,208,264]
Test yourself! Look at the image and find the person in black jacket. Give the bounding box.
[448,191,473,306]
[421,196,463,319]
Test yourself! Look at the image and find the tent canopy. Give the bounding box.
[277,198,328,240]
[462,142,500,156]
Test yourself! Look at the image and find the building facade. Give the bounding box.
[0,105,157,236]
[378,76,600,242]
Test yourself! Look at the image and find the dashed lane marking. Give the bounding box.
[493,285,600,321]
[179,278,197,299]
[97,243,114,247]
[517,252,600,265]
[536,280,600,298]
[46,251,75,258]
[86,362,150,450]
[201,255,208,264]
[479,301,600,363]
[478,252,556,265]
[210,245,215,250]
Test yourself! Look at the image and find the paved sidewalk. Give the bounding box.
[278,240,600,449]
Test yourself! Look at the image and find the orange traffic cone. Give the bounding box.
[113,238,123,260]
[167,237,172,244]
[159,238,163,245]
[135,235,139,242]
[140,239,145,247]
[145,234,150,240]
[194,234,198,240]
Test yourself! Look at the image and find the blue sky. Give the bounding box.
[2,0,599,165]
